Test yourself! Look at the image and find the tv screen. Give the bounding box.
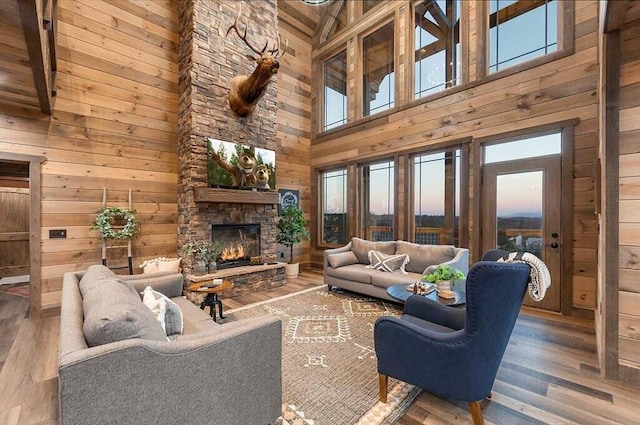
[207,138,276,191]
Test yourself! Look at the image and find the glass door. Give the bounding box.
[481,156,562,311]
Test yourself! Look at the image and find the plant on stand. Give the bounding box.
[423,264,465,299]
[207,241,223,273]
[183,240,210,275]
[276,205,310,278]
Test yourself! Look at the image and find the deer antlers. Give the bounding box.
[226,1,287,60]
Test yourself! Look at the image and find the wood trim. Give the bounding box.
[603,0,630,33]
[193,188,278,205]
[0,232,30,242]
[475,0,488,81]
[471,137,482,263]
[560,123,575,317]
[602,31,620,380]
[29,157,42,319]
[619,363,640,387]
[17,0,52,114]
[459,0,470,85]
[459,142,470,249]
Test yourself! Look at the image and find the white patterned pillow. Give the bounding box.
[366,250,410,274]
[142,286,184,338]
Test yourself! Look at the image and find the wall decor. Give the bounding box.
[208,138,276,190]
[278,189,299,214]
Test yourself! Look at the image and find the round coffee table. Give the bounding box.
[387,283,466,307]
[188,280,233,321]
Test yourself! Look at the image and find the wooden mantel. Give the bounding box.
[193,187,279,205]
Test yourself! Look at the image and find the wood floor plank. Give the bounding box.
[1,271,640,425]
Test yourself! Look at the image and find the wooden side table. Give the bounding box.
[188,280,233,322]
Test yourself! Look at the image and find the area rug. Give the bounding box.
[223,286,422,425]
[0,284,30,298]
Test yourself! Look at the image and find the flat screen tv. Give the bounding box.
[207,138,276,191]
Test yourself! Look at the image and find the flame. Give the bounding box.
[221,244,245,261]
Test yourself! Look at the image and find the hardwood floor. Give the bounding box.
[1,271,639,425]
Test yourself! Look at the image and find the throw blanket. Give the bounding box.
[497,252,551,301]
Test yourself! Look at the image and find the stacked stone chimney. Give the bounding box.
[177,0,279,275]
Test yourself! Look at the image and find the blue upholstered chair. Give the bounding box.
[374,251,529,425]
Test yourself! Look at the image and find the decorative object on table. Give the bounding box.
[410,282,436,295]
[182,239,210,275]
[278,189,299,214]
[207,240,223,274]
[92,188,137,274]
[225,1,288,117]
[250,255,263,265]
[423,264,465,300]
[276,205,310,278]
[266,254,278,264]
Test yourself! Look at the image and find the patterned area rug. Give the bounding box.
[0,284,30,298]
[223,286,422,425]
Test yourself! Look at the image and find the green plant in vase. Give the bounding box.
[423,264,465,299]
[183,239,210,275]
[207,241,223,273]
[276,205,310,278]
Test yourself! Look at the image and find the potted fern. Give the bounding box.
[276,205,310,278]
[183,240,210,275]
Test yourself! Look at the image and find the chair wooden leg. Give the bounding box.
[468,401,485,425]
[378,373,388,403]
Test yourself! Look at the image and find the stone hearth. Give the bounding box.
[177,0,281,291]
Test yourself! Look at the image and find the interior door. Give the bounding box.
[481,156,561,311]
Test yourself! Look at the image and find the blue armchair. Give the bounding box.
[374,257,530,425]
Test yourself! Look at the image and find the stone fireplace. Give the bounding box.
[177,0,284,295]
[212,223,260,269]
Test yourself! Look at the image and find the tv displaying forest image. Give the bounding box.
[207,138,276,191]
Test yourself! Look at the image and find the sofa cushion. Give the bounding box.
[395,241,456,274]
[171,297,219,335]
[142,286,184,337]
[371,271,423,289]
[366,250,409,273]
[79,265,139,299]
[350,237,395,264]
[327,251,359,268]
[325,264,378,284]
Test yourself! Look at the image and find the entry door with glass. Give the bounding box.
[481,156,562,311]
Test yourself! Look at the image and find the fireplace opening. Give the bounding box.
[212,224,260,269]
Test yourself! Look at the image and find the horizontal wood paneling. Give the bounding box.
[0,0,179,311]
[310,1,599,312]
[618,16,640,376]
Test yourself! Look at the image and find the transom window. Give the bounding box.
[323,49,348,131]
[488,0,558,73]
[484,132,562,164]
[362,160,395,241]
[413,149,461,246]
[321,169,348,245]
[414,0,461,99]
[363,21,395,117]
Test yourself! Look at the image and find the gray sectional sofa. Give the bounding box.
[58,265,282,425]
[324,238,469,301]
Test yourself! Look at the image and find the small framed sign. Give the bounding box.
[278,189,299,214]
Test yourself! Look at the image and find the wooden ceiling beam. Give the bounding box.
[604,0,631,32]
[17,0,52,114]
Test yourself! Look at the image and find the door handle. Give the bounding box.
[546,242,559,249]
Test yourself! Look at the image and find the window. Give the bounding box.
[321,169,348,245]
[363,21,395,117]
[484,132,561,164]
[323,50,348,131]
[413,149,460,246]
[414,0,461,99]
[489,0,558,73]
[363,0,384,14]
[362,160,395,241]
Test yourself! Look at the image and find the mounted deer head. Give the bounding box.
[226,2,288,117]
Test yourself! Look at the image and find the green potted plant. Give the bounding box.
[423,264,465,299]
[183,240,210,275]
[207,240,223,273]
[276,205,310,278]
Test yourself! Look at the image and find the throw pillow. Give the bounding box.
[142,286,184,337]
[351,237,396,264]
[157,258,181,273]
[327,251,358,268]
[366,250,410,274]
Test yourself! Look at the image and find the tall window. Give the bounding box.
[363,21,395,117]
[321,169,348,245]
[362,160,395,241]
[489,0,558,73]
[414,0,461,99]
[413,149,460,246]
[323,50,348,131]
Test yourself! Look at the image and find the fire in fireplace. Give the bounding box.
[212,224,260,269]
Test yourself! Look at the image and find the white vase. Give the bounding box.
[285,263,299,278]
[435,280,451,292]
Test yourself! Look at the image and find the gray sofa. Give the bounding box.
[324,238,469,301]
[58,266,282,425]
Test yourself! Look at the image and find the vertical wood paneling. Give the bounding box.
[618,16,640,370]
[0,0,179,311]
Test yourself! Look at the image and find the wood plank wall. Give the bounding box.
[276,1,320,266]
[0,188,30,278]
[0,0,180,311]
[617,4,640,376]
[310,0,600,313]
